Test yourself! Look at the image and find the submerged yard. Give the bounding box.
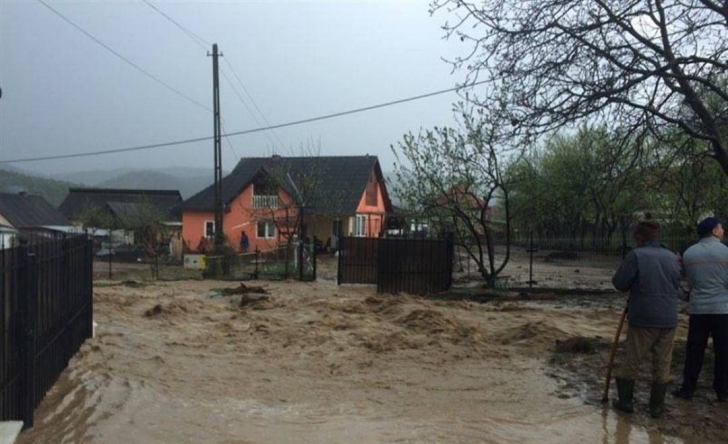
[16,266,727,444]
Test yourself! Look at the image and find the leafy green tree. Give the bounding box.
[393,108,517,287]
[508,125,647,249]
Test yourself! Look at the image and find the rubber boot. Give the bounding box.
[649,383,668,418]
[672,385,693,400]
[612,378,635,414]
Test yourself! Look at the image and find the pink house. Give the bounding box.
[177,155,393,252]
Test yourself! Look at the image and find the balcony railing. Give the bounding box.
[253,195,280,209]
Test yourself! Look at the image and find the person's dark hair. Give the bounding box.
[635,220,660,241]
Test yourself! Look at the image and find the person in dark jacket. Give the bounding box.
[674,217,728,402]
[611,219,681,418]
[239,230,250,253]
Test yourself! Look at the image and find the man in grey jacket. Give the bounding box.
[612,219,681,418]
[674,217,728,402]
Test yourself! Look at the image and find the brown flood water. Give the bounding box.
[17,279,694,443]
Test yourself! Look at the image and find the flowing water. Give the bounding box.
[16,279,702,443]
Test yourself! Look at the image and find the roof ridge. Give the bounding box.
[68,188,182,195]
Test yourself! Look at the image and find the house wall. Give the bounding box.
[0,214,13,228]
[182,211,214,251]
[352,172,388,237]
[224,185,297,252]
[182,185,298,253]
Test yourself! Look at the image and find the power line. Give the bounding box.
[141,0,210,51]
[37,0,211,113]
[0,81,486,164]
[222,58,288,151]
[220,67,285,152]
[139,1,254,159]
[221,120,240,162]
[141,1,287,152]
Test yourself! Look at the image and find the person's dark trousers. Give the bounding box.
[679,314,728,398]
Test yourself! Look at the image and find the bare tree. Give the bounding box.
[115,200,170,280]
[432,1,728,173]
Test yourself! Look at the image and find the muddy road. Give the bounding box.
[16,277,723,443]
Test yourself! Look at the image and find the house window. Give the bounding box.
[205,220,215,238]
[257,221,276,239]
[365,177,378,206]
[354,215,366,237]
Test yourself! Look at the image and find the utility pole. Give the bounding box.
[208,43,224,249]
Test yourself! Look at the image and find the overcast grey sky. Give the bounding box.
[0,0,467,175]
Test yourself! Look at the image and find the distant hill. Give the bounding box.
[97,169,213,199]
[50,168,137,186]
[0,168,78,206]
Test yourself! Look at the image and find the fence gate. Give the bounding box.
[337,237,379,285]
[0,234,93,429]
[338,236,454,294]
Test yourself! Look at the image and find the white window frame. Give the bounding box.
[256,221,276,239]
[354,215,366,237]
[204,220,215,238]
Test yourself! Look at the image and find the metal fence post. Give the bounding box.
[19,248,37,429]
[446,232,455,289]
[337,237,343,285]
[526,230,538,288]
[312,236,318,281]
[87,238,94,339]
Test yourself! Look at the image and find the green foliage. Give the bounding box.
[506,122,728,244]
[0,168,77,206]
[392,106,516,287]
[507,125,647,244]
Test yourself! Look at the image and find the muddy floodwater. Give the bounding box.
[16,276,724,443]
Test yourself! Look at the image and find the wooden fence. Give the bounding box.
[0,233,93,429]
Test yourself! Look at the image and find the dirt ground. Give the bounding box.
[16,265,727,443]
[454,248,621,290]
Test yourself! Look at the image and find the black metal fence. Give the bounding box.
[454,233,696,290]
[337,237,378,285]
[0,233,93,429]
[338,236,454,294]
[205,238,318,282]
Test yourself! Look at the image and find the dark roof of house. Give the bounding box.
[0,193,71,228]
[106,202,146,219]
[58,188,183,221]
[178,156,392,214]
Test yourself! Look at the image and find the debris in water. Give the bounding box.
[240,294,270,307]
[145,304,163,317]
[220,283,269,296]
